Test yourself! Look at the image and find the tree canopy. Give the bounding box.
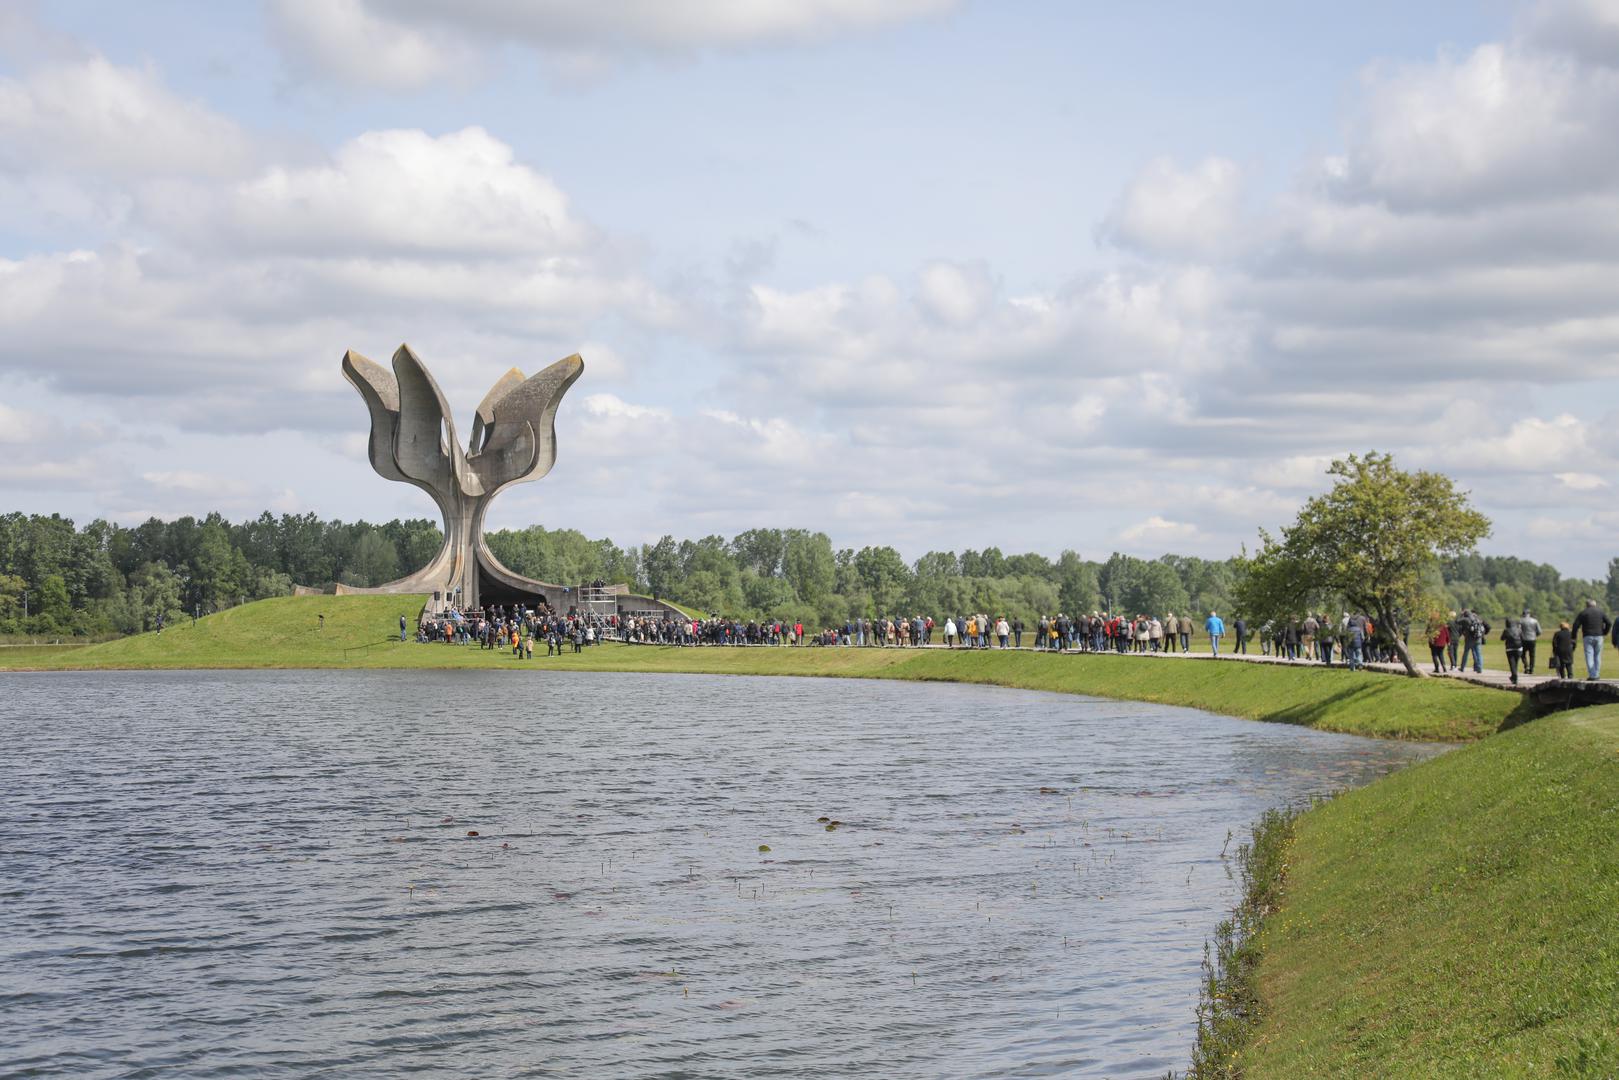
[1236,452,1491,675]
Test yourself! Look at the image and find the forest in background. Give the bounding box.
[2,510,1615,637]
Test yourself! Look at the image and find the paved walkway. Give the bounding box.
[617,633,1617,701]
[903,639,1615,697]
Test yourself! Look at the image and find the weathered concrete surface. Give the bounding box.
[333,344,680,615]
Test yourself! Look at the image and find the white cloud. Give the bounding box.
[268,0,470,90]
[1100,156,1244,259]
[1332,41,1619,210]
[1524,0,1619,68]
[582,393,671,422]
[915,260,995,325]
[1555,471,1609,490]
[270,0,958,87]
[0,402,54,444]
[1120,516,1203,547]
[0,55,255,178]
[148,127,596,257]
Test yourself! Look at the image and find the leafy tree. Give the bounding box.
[853,546,911,614]
[1238,452,1490,676]
[35,573,72,631]
[1098,552,1143,615]
[0,571,26,633]
[1608,557,1619,612]
[642,535,679,599]
[345,529,401,587]
[128,562,183,632]
[190,518,240,610]
[913,550,960,580]
[731,528,786,578]
[1056,550,1100,614]
[1124,561,1190,618]
[781,530,835,602]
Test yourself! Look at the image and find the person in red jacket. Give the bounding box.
[1428,621,1451,674]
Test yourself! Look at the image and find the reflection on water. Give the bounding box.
[0,670,1444,1078]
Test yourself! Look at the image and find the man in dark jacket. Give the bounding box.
[1572,600,1611,679]
[1460,608,1490,674]
[1232,616,1247,655]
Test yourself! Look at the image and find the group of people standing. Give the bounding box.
[414,602,605,658]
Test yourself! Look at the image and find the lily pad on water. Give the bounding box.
[758,844,771,853]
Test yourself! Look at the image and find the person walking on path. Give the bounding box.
[1204,611,1225,657]
[1446,610,1463,671]
[996,617,1010,649]
[400,613,407,642]
[1520,610,1541,674]
[1460,609,1490,674]
[1572,600,1611,679]
[1011,617,1023,649]
[1502,617,1525,685]
[1428,620,1451,674]
[1232,616,1247,655]
[1552,620,1577,680]
[1345,613,1367,671]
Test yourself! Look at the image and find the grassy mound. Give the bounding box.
[1,595,1528,740]
[1238,705,1619,1076]
[0,595,430,670]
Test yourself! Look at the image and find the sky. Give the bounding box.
[2,0,1617,578]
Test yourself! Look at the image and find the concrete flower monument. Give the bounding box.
[336,344,671,617]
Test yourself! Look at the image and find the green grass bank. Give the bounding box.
[1227,704,1619,1077]
[0,595,1530,741]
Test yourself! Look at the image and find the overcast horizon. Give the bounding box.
[3,1,1618,578]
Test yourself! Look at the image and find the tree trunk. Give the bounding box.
[1379,607,1426,677]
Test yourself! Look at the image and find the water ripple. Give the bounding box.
[0,669,1443,1078]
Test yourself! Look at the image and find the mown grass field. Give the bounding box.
[1239,704,1619,1077]
[0,595,1530,741]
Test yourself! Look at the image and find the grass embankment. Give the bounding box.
[0,595,1528,741]
[1221,705,1619,1077]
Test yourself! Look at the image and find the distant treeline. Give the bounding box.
[1,511,1615,636]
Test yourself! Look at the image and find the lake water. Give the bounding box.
[0,670,1444,1078]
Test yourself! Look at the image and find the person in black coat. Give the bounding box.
[1550,621,1577,680]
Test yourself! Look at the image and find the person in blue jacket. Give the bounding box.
[1205,611,1225,657]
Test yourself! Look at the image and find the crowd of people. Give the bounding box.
[414,602,612,658]
[1424,601,1616,684]
[409,595,1619,682]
